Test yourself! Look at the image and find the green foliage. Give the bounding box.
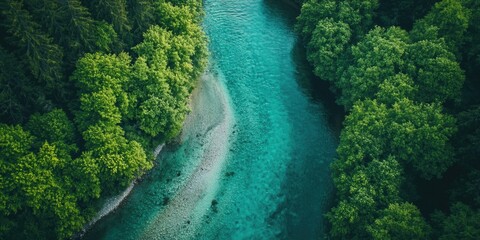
[376,73,417,105]
[26,109,75,145]
[68,151,101,201]
[410,19,441,42]
[328,99,455,237]
[335,98,456,181]
[72,52,131,95]
[0,125,86,239]
[82,123,151,191]
[0,0,64,92]
[449,170,480,208]
[433,202,480,240]
[24,0,117,61]
[404,40,465,102]
[388,99,457,179]
[295,0,337,41]
[327,200,364,238]
[455,105,480,163]
[334,100,389,172]
[376,0,438,29]
[78,89,123,130]
[86,0,132,46]
[71,52,132,130]
[0,124,34,215]
[26,109,78,166]
[461,0,480,78]
[131,24,207,138]
[296,0,378,44]
[0,46,42,123]
[14,142,85,238]
[127,0,156,42]
[422,0,470,54]
[0,0,208,238]
[337,27,409,108]
[71,51,153,192]
[337,0,379,39]
[297,0,478,239]
[368,203,431,240]
[307,18,351,81]
[329,157,404,238]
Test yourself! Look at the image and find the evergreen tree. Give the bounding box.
[0,0,64,94]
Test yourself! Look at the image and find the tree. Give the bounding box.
[23,0,65,40]
[422,0,470,55]
[376,0,438,29]
[0,0,208,238]
[24,0,116,57]
[87,0,131,46]
[131,25,203,138]
[375,73,417,105]
[389,99,457,179]
[336,27,409,108]
[71,52,132,131]
[333,100,389,173]
[68,151,101,202]
[327,199,366,238]
[82,122,151,191]
[295,0,337,41]
[0,124,86,239]
[330,156,403,239]
[127,0,156,43]
[337,0,379,39]
[0,124,34,216]
[367,202,431,240]
[307,18,351,81]
[0,0,64,92]
[334,99,456,179]
[26,109,78,169]
[13,142,85,239]
[0,46,42,123]
[65,0,116,52]
[461,0,480,81]
[77,89,122,132]
[455,105,480,164]
[433,202,480,240]
[72,52,131,95]
[403,39,464,103]
[26,109,75,145]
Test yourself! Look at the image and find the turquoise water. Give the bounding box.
[83,0,339,239]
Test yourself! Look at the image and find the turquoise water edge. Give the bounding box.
[83,0,339,239]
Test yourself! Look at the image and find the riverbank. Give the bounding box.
[82,66,235,239]
[140,68,234,239]
[84,0,339,238]
[78,143,165,237]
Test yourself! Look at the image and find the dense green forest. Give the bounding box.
[296,0,480,239]
[0,0,207,239]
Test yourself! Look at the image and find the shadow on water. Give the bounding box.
[264,0,344,136]
[291,40,345,136]
[262,0,343,239]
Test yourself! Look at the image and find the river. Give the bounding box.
[83,0,339,239]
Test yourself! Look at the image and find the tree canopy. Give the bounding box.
[0,0,207,239]
[296,0,480,238]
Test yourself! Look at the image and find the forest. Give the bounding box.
[296,0,480,239]
[0,0,207,239]
[2,0,480,239]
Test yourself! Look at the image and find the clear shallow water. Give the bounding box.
[83,0,339,239]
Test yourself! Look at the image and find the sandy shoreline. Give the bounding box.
[140,69,234,239]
